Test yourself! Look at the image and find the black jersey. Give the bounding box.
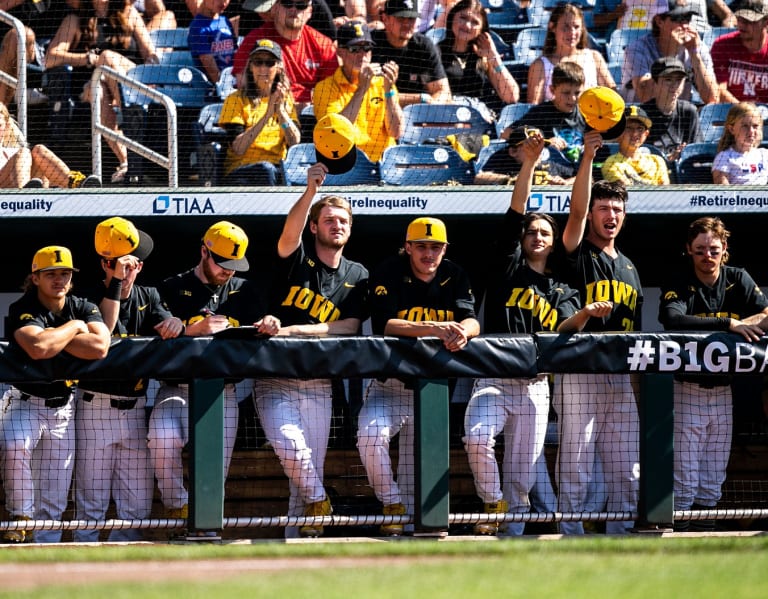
[6,291,104,399]
[369,254,477,334]
[563,239,643,332]
[272,241,369,327]
[79,283,173,397]
[484,209,580,334]
[160,268,268,328]
[659,264,768,329]
[370,29,446,95]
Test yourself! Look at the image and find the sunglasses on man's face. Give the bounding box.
[346,45,373,54]
[280,0,310,9]
[251,58,278,67]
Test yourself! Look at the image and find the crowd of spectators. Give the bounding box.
[1,0,768,187]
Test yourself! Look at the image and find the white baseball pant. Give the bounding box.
[554,373,640,535]
[147,382,239,510]
[73,391,153,542]
[253,378,332,538]
[463,376,549,535]
[357,378,415,516]
[0,388,75,543]
[673,380,732,511]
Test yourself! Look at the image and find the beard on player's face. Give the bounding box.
[201,253,235,285]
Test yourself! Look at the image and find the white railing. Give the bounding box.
[0,10,28,137]
[90,65,179,188]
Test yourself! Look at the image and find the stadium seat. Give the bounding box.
[120,64,218,184]
[425,27,446,45]
[480,0,533,42]
[511,26,547,66]
[495,102,532,137]
[282,143,380,186]
[473,140,511,174]
[399,103,494,145]
[192,102,226,186]
[149,28,190,50]
[606,28,650,65]
[608,63,623,93]
[698,103,733,143]
[702,26,737,48]
[157,50,196,67]
[675,142,718,185]
[379,144,475,186]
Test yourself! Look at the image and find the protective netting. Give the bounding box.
[0,1,742,189]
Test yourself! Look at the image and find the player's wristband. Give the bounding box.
[420,93,430,104]
[106,277,123,301]
[385,89,396,98]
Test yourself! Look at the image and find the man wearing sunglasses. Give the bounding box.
[623,0,718,105]
[313,20,404,162]
[232,0,338,112]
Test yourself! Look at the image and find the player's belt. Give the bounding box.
[18,393,71,409]
[81,392,138,410]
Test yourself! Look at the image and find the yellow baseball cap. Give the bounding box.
[406,217,448,244]
[578,86,627,139]
[203,221,250,271]
[94,216,154,260]
[313,113,358,175]
[31,246,78,273]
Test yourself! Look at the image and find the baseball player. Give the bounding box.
[659,216,768,532]
[74,217,185,542]
[253,162,368,538]
[357,216,479,536]
[1,246,110,543]
[556,129,644,535]
[465,133,612,536]
[148,221,280,531]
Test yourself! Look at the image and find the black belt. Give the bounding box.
[81,392,139,410]
[19,393,70,409]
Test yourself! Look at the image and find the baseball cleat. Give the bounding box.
[474,500,509,535]
[3,516,32,543]
[300,497,332,538]
[380,502,407,536]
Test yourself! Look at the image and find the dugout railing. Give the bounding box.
[1,331,767,539]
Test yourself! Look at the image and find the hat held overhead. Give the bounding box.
[578,86,627,139]
[94,216,154,261]
[313,114,358,175]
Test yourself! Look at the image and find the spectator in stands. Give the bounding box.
[526,3,615,105]
[358,216,479,536]
[622,0,718,105]
[189,0,237,84]
[325,0,367,27]
[602,105,671,185]
[0,24,41,107]
[370,0,451,107]
[134,0,178,29]
[232,0,337,112]
[659,216,768,531]
[711,0,768,104]
[465,132,612,536]
[313,21,403,161]
[437,0,519,116]
[45,0,162,184]
[712,101,768,184]
[474,126,575,186]
[641,56,702,162]
[501,62,585,163]
[218,39,300,184]
[1,245,110,543]
[0,101,100,188]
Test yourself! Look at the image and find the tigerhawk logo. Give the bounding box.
[375,285,387,296]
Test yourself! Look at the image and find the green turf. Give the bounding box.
[1,536,766,598]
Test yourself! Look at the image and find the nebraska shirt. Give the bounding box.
[711,30,768,104]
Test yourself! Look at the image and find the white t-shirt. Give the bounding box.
[713,146,768,184]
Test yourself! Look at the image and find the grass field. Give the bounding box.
[0,535,766,598]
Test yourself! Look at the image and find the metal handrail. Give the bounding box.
[0,10,28,137]
[90,65,179,188]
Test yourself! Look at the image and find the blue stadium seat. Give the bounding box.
[702,27,737,48]
[480,0,533,42]
[150,28,190,50]
[157,50,196,67]
[676,142,718,185]
[399,103,494,145]
[495,102,532,137]
[192,102,226,186]
[606,28,650,65]
[379,144,475,186]
[698,103,733,143]
[282,144,380,186]
[511,26,547,66]
[473,140,510,174]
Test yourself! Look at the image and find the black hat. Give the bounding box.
[383,0,419,18]
[651,56,687,80]
[662,0,700,18]
[337,20,374,48]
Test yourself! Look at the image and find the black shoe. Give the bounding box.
[81,175,102,188]
[23,178,44,188]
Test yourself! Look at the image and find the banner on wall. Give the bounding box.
[3,187,768,217]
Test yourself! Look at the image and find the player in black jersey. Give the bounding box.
[1,246,110,543]
[253,162,369,538]
[357,215,479,536]
[659,216,768,531]
[74,217,184,543]
[148,221,280,532]
[465,133,613,536]
[556,129,644,535]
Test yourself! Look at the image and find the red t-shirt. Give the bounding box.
[711,30,768,103]
[233,22,338,104]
